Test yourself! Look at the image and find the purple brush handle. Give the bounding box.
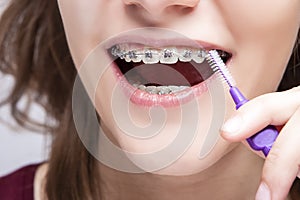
[229,87,279,157]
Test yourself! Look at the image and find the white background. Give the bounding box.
[0,1,50,177]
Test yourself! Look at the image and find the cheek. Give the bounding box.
[218,0,300,42]
[217,0,300,96]
[221,0,300,56]
[57,0,114,67]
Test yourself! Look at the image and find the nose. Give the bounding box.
[123,0,200,20]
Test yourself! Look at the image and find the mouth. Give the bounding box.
[108,43,232,107]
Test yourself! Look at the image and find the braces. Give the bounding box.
[132,84,190,95]
[110,45,207,63]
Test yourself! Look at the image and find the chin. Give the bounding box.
[124,137,235,176]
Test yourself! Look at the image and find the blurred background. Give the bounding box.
[0,0,50,176]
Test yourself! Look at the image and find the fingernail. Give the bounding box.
[255,182,271,200]
[221,115,242,134]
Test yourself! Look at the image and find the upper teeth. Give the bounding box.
[111,44,207,64]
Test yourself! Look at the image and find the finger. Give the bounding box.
[221,86,300,141]
[255,106,300,200]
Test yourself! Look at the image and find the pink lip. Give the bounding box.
[106,30,232,107]
[105,28,234,54]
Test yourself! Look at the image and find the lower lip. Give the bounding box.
[111,62,215,108]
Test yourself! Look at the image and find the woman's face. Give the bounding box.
[57,0,300,175]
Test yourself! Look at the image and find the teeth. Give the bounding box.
[145,86,158,94]
[111,44,207,64]
[192,50,206,64]
[138,85,146,90]
[111,44,209,95]
[132,84,190,95]
[125,50,140,62]
[113,45,127,59]
[178,49,193,62]
[111,46,119,57]
[160,48,178,64]
[156,86,172,95]
[142,49,160,64]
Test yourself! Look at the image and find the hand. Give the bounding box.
[220,86,300,200]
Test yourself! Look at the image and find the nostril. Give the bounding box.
[171,5,195,14]
[175,0,200,8]
[125,2,143,10]
[123,0,142,6]
[123,0,200,14]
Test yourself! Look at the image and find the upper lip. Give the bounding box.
[104,28,233,54]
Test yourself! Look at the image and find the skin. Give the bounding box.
[37,0,300,199]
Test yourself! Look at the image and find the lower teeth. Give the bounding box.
[132,84,190,95]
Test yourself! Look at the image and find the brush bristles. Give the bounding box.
[206,50,236,88]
